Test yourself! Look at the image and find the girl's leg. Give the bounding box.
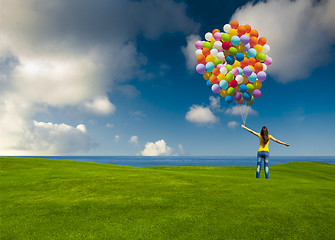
[264,152,269,179]
[256,152,263,178]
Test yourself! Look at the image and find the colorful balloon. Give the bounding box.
[196,64,206,74]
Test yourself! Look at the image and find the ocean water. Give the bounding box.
[26,156,335,167]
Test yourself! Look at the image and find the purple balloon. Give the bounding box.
[257,71,267,82]
[264,56,273,65]
[195,41,203,49]
[216,63,225,69]
[234,92,242,101]
[244,43,250,52]
[243,66,253,77]
[212,84,221,93]
[196,64,206,74]
[240,35,250,45]
[253,89,262,98]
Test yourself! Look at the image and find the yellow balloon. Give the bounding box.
[206,55,215,63]
[229,29,237,38]
[242,76,249,84]
[232,61,240,68]
[235,86,240,92]
[236,43,245,53]
[220,89,228,97]
[210,37,216,45]
[203,71,211,81]
[253,80,262,89]
[218,73,226,81]
[254,44,263,54]
[249,65,255,72]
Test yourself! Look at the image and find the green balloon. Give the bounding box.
[202,41,212,49]
[221,33,230,42]
[214,57,223,66]
[246,84,255,93]
[246,96,255,105]
[229,47,238,56]
[225,64,233,72]
[227,87,236,96]
[226,72,234,82]
[256,53,266,62]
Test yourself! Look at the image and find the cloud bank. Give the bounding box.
[141,139,173,156]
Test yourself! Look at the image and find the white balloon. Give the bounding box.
[236,75,243,84]
[214,41,223,50]
[210,49,218,57]
[195,49,203,56]
[205,32,213,41]
[223,24,231,33]
[262,63,267,71]
[262,44,270,53]
[217,52,225,61]
[220,66,227,75]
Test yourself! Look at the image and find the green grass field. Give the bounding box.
[1,157,334,239]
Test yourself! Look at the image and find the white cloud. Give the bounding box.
[182,34,200,71]
[231,0,335,82]
[83,96,116,115]
[178,144,185,155]
[185,105,218,124]
[129,136,139,145]
[209,96,223,112]
[228,121,239,129]
[115,135,120,142]
[141,139,173,156]
[225,105,258,116]
[106,123,114,128]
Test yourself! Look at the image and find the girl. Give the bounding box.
[241,125,290,179]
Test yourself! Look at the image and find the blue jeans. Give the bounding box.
[256,151,269,179]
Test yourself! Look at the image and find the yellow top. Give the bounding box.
[258,133,272,152]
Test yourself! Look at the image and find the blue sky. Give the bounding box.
[1,0,334,156]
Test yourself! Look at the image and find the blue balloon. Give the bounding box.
[236,52,244,62]
[225,55,235,65]
[243,92,252,101]
[206,62,215,72]
[219,80,228,89]
[248,72,257,83]
[225,95,233,103]
[206,80,213,88]
[247,48,257,58]
[239,84,247,93]
[231,36,241,46]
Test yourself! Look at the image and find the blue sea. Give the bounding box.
[26,156,335,167]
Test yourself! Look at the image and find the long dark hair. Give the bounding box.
[260,126,269,145]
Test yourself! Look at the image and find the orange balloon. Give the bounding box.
[231,20,239,29]
[202,48,210,57]
[249,36,258,47]
[244,24,251,33]
[197,54,206,64]
[248,57,256,66]
[212,29,220,35]
[258,37,267,46]
[240,58,249,68]
[254,62,263,72]
[209,75,219,84]
[212,68,220,76]
[250,29,259,38]
[237,25,246,36]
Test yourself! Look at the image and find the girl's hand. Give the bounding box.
[285,143,290,146]
[241,125,246,128]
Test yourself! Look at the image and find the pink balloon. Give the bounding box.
[214,32,222,41]
[195,40,203,49]
[216,64,225,69]
[253,89,262,98]
[231,68,239,77]
[264,56,272,65]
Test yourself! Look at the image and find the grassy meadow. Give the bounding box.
[1,157,334,239]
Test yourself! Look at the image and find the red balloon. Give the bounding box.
[230,79,237,88]
[222,42,231,50]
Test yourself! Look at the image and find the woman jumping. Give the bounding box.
[241,125,290,179]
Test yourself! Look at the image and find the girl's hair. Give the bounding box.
[260,126,269,145]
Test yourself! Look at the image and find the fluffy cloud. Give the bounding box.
[141,139,173,156]
[182,34,200,71]
[0,0,199,154]
[228,121,239,129]
[209,96,223,112]
[115,135,120,142]
[129,136,139,145]
[185,105,218,124]
[231,0,335,82]
[225,105,258,116]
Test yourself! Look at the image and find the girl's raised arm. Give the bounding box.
[241,125,259,137]
[270,136,290,146]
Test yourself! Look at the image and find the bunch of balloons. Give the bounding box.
[195,21,272,105]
